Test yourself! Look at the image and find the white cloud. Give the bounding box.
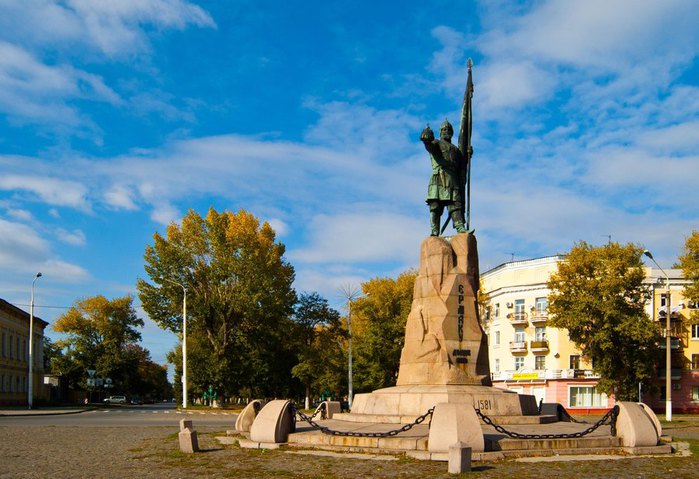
[0,0,215,57]
[0,41,119,128]
[0,218,89,281]
[104,184,139,210]
[150,202,180,226]
[6,208,34,221]
[0,173,90,210]
[0,1,214,131]
[55,228,87,246]
[289,213,424,264]
[266,218,290,237]
[480,0,699,71]
[477,60,556,112]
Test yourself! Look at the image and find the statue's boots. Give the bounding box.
[450,209,467,234]
[430,210,441,236]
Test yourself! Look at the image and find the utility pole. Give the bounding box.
[28,272,42,409]
[339,284,360,410]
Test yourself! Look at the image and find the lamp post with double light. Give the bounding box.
[643,250,672,421]
[165,278,188,409]
[28,272,42,409]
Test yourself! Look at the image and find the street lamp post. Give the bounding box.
[643,250,672,422]
[165,279,188,409]
[28,272,42,409]
[340,284,360,410]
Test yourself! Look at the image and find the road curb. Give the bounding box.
[0,407,99,417]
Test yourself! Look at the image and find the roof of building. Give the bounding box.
[481,255,565,278]
[0,298,49,328]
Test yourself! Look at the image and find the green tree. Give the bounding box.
[123,344,172,401]
[52,295,144,393]
[351,270,417,392]
[137,207,297,400]
[679,230,699,324]
[547,241,660,400]
[290,292,343,408]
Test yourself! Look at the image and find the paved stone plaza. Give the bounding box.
[1,409,697,478]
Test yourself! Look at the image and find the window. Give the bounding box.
[494,331,501,346]
[535,356,546,370]
[485,306,491,322]
[9,375,13,393]
[16,337,19,359]
[570,355,581,370]
[22,339,26,362]
[569,386,608,408]
[1,374,4,392]
[1,331,5,357]
[692,386,699,402]
[514,328,526,343]
[535,297,547,315]
[535,327,546,341]
[692,354,699,370]
[9,334,13,359]
[514,357,525,371]
[692,324,699,340]
[495,359,500,373]
[514,299,525,318]
[495,303,500,318]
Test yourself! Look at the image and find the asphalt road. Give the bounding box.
[0,403,237,427]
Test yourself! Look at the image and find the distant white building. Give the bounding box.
[480,256,699,413]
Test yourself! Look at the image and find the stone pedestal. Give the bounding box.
[346,234,539,422]
[397,234,490,386]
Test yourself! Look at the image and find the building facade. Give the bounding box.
[480,256,699,414]
[0,298,48,406]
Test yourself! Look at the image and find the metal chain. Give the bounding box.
[293,404,435,438]
[475,405,619,440]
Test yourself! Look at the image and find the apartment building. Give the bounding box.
[0,298,48,406]
[480,256,699,414]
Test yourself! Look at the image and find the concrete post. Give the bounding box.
[448,442,472,474]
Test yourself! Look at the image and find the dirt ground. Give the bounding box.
[0,418,698,478]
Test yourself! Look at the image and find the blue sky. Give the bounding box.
[1,0,698,372]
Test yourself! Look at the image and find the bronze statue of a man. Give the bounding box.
[421,59,474,236]
[421,119,467,235]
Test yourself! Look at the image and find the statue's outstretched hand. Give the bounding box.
[420,125,434,143]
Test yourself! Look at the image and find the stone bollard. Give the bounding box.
[179,418,199,453]
[448,442,472,474]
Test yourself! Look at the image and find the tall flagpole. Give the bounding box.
[458,59,474,231]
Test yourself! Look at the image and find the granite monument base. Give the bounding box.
[335,384,541,424]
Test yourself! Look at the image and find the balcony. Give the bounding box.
[529,307,548,324]
[509,341,528,353]
[508,311,528,326]
[530,340,549,353]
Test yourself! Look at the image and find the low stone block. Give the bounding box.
[180,418,193,431]
[235,399,265,432]
[428,403,484,453]
[448,442,472,474]
[323,400,342,419]
[615,401,659,447]
[179,428,199,453]
[250,399,295,443]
